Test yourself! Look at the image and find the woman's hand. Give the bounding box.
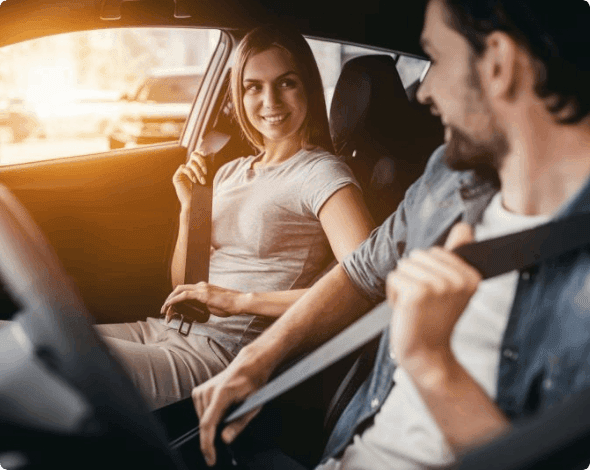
[172,151,209,209]
[386,223,481,366]
[161,282,248,321]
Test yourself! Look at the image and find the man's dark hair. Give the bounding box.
[442,0,590,124]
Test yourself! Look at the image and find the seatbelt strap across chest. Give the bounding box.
[170,131,230,331]
[224,212,590,423]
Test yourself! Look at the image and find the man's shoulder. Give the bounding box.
[422,144,463,184]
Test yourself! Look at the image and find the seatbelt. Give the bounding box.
[169,131,230,332]
[222,212,590,423]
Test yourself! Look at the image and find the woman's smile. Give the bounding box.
[242,46,308,148]
[261,113,290,124]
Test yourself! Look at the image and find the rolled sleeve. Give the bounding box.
[342,195,410,303]
[341,145,452,302]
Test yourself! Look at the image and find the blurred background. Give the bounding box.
[0,28,428,165]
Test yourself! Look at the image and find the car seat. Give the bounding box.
[329,54,443,225]
[307,54,443,284]
[320,54,444,441]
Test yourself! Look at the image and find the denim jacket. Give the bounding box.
[323,145,590,461]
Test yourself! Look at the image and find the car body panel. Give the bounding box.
[0,144,186,323]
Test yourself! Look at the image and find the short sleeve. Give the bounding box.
[300,153,362,218]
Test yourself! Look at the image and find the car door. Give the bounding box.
[0,19,234,323]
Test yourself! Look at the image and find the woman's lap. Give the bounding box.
[98,317,235,409]
[2,316,235,409]
[94,316,166,342]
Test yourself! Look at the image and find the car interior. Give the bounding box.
[0,0,587,469]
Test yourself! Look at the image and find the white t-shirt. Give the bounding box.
[193,147,360,355]
[319,193,550,470]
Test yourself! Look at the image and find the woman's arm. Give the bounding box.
[243,184,375,315]
[163,184,375,318]
[170,207,191,288]
[317,183,375,261]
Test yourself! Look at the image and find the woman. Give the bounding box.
[96,25,375,409]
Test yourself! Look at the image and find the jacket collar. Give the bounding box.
[416,168,498,250]
[554,172,590,219]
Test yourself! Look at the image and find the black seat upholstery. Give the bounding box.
[330,54,443,225]
[319,55,444,445]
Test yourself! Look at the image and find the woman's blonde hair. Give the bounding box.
[230,25,335,153]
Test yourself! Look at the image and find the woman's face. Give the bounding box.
[242,46,308,148]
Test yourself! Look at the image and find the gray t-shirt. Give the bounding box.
[192,147,360,355]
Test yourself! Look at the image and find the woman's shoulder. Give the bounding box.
[294,147,355,178]
[290,147,345,169]
[298,146,340,161]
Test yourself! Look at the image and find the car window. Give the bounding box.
[0,28,221,166]
[135,75,201,103]
[306,38,429,110]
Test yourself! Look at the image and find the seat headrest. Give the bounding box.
[329,54,422,160]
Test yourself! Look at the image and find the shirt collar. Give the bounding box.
[457,170,499,226]
[554,173,590,219]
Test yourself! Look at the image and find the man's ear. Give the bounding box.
[480,31,522,102]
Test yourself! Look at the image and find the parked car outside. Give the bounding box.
[0,97,45,143]
[108,68,203,149]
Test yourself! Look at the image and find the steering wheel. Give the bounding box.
[0,185,185,470]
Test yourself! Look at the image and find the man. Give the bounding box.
[192,0,590,468]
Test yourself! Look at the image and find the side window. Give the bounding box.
[0,28,221,166]
[306,38,429,110]
[395,54,430,90]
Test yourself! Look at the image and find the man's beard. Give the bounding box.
[443,59,509,187]
[444,124,507,186]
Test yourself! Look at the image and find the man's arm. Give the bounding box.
[193,263,374,466]
[387,223,510,454]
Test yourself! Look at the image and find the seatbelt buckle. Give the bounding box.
[160,300,210,336]
[160,312,194,336]
[172,299,211,325]
[177,314,193,336]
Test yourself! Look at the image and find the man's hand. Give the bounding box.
[191,265,373,465]
[386,222,481,366]
[192,349,271,466]
[385,223,509,452]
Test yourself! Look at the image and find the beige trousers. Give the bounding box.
[95,317,235,409]
[0,318,234,410]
